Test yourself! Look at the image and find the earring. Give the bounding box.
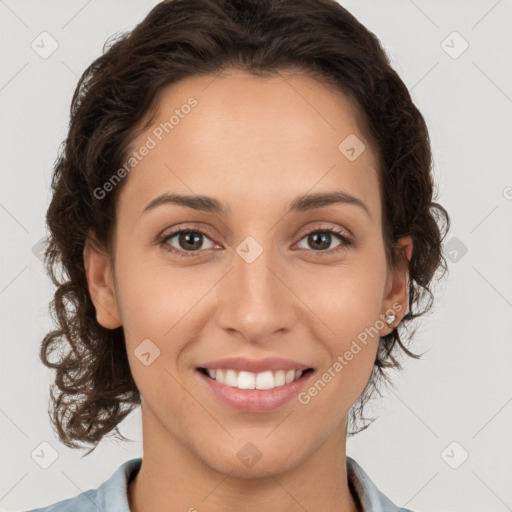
[384,313,397,328]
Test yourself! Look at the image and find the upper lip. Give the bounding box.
[197,356,312,373]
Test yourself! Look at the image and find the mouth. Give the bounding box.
[196,367,315,391]
[194,356,315,412]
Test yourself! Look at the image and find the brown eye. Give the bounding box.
[296,228,352,253]
[160,229,216,257]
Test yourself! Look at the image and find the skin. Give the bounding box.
[84,68,412,512]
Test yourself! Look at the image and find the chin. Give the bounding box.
[196,439,305,479]
[209,456,299,479]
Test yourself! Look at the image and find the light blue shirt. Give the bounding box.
[25,456,413,511]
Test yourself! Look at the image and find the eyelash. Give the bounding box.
[157,224,353,258]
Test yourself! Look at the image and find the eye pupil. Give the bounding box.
[179,231,203,250]
[309,232,331,250]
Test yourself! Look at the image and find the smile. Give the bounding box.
[198,368,312,390]
[196,366,315,413]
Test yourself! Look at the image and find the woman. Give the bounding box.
[28,0,449,510]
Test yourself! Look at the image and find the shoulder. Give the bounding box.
[346,457,415,512]
[23,457,142,512]
[23,488,100,512]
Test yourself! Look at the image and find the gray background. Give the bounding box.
[1,1,511,511]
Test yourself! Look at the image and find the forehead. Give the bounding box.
[120,69,381,221]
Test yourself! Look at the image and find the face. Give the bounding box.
[84,68,411,477]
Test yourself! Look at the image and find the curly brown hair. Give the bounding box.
[41,0,450,455]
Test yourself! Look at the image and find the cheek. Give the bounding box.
[291,260,386,400]
[295,273,384,418]
[293,257,387,340]
[112,254,211,396]
[114,252,213,342]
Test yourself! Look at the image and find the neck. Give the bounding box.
[128,404,361,512]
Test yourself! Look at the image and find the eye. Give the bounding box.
[159,228,217,257]
[295,226,352,254]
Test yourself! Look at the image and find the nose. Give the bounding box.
[215,239,297,345]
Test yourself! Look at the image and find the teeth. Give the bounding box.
[238,371,255,389]
[274,370,286,387]
[224,369,237,387]
[205,368,306,390]
[255,370,274,390]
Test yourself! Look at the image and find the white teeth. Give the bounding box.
[204,367,307,390]
[224,369,238,387]
[255,370,274,390]
[238,371,255,389]
[274,370,286,387]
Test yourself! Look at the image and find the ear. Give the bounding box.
[380,235,413,334]
[83,231,122,329]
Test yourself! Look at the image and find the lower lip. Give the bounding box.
[196,369,313,413]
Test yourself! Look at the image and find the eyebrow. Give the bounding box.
[142,190,371,219]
